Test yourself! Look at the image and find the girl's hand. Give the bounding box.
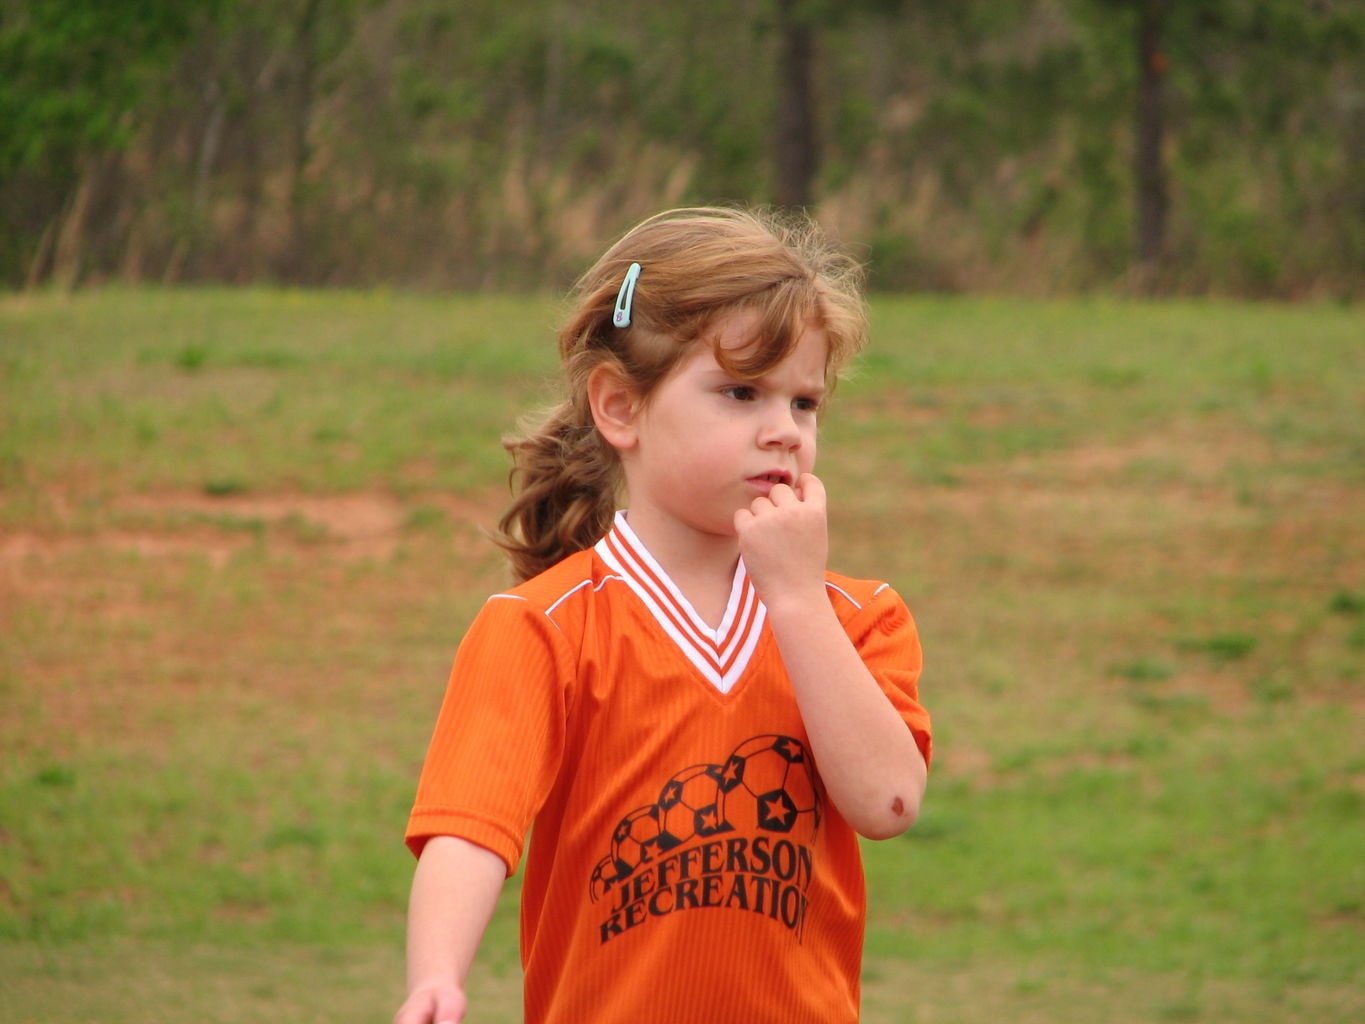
[394,982,466,1024]
[734,472,828,608]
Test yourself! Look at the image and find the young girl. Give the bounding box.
[396,207,931,1024]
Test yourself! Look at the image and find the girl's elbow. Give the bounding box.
[855,791,921,841]
[858,820,908,841]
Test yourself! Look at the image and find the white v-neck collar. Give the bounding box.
[595,511,766,694]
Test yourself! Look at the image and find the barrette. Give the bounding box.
[612,262,642,328]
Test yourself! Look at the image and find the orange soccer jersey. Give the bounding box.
[407,512,932,1024]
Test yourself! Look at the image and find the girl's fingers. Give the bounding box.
[794,472,824,505]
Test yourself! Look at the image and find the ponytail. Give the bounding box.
[495,392,620,583]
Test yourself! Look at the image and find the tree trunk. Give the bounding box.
[51,155,102,291]
[1135,0,1168,270]
[194,78,227,219]
[775,0,819,209]
[242,48,284,281]
[284,0,322,278]
[25,215,59,291]
[539,3,567,166]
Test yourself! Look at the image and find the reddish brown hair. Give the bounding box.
[495,206,867,581]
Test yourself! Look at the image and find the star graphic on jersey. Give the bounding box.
[698,807,719,832]
[773,736,803,762]
[761,794,794,827]
[721,758,743,789]
[660,781,683,806]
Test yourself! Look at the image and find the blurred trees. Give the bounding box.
[0,0,217,286]
[0,0,1360,295]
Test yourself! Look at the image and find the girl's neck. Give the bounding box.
[621,507,740,630]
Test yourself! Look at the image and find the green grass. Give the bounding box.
[2,287,1362,1022]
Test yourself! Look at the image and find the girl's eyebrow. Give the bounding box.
[703,365,826,394]
[761,369,827,398]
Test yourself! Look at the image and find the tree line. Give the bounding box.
[1,0,1360,296]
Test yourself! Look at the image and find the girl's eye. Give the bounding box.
[721,385,756,401]
[793,397,821,413]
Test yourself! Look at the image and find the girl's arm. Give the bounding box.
[394,836,508,1024]
[736,473,927,840]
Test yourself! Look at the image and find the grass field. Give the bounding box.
[1,287,1362,1023]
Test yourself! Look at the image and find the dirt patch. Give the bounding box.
[0,530,250,569]
[144,492,407,562]
[0,489,505,570]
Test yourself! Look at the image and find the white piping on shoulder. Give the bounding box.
[486,574,626,634]
[823,581,862,611]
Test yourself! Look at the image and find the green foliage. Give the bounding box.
[0,0,215,172]
[0,0,1362,291]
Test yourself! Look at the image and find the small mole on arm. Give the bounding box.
[891,796,905,817]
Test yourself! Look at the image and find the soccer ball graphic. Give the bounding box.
[717,735,820,842]
[587,736,824,900]
[657,763,730,850]
[589,854,622,902]
[610,804,664,878]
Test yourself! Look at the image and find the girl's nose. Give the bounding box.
[759,404,802,449]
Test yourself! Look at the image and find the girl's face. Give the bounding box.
[618,309,829,550]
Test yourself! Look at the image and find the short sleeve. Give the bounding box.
[843,585,932,770]
[405,594,574,874]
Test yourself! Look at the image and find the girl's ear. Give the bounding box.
[588,364,640,451]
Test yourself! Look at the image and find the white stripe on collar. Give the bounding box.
[595,511,766,693]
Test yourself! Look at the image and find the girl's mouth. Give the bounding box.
[748,471,793,488]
